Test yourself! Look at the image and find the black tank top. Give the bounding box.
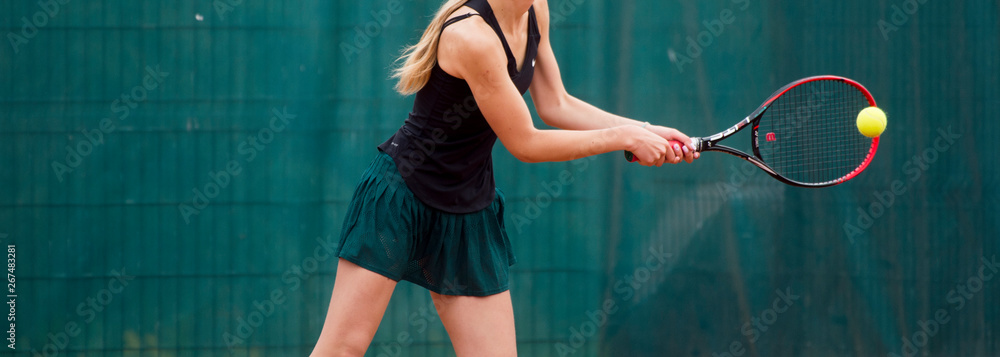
[378,0,540,213]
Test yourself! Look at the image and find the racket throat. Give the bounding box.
[691,137,705,152]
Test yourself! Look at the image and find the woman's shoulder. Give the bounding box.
[532,0,550,33]
[440,17,502,56]
[438,12,507,80]
[444,5,479,23]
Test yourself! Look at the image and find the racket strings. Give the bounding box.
[756,80,873,184]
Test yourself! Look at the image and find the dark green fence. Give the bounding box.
[2,0,997,356]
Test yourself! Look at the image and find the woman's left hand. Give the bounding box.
[644,125,699,164]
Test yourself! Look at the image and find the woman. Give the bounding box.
[311,0,698,355]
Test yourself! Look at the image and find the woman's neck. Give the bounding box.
[486,0,531,32]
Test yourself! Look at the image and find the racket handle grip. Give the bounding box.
[624,140,685,163]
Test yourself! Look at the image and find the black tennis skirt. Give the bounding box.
[335,151,516,296]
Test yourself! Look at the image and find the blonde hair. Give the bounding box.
[392,0,468,95]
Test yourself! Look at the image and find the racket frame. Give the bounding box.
[639,75,879,188]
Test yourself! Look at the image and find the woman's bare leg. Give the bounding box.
[431,291,517,357]
[311,259,397,357]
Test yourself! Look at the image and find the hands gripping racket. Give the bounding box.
[625,75,880,187]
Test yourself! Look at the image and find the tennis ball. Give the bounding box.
[857,107,887,138]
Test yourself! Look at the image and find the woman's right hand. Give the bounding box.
[620,125,675,166]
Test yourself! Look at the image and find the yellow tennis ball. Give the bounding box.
[857,106,887,138]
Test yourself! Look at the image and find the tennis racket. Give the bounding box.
[625,75,880,187]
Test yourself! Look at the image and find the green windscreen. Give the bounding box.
[2,0,997,356]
